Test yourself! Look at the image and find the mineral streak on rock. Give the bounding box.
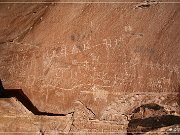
[0,0,180,134]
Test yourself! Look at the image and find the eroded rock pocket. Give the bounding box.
[127,103,180,134]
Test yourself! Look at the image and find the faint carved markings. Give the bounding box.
[0,43,40,88]
[40,37,179,96]
[125,26,133,32]
[102,38,122,51]
[43,46,67,76]
[124,25,144,38]
[91,85,108,102]
[90,53,99,64]
[2,38,179,112]
[72,45,80,54]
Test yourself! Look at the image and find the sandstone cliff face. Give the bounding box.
[0,0,179,134]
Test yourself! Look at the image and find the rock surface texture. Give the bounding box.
[0,0,180,134]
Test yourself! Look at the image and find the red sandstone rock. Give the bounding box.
[0,0,179,134]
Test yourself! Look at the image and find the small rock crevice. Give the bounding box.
[135,0,158,9]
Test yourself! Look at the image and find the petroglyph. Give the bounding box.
[91,85,108,102]
[125,26,133,32]
[0,2,179,134]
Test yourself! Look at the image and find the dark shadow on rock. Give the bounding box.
[0,80,65,116]
[127,103,180,135]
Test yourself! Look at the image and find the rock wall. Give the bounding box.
[0,0,179,134]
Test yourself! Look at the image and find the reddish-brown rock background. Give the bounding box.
[0,0,179,134]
